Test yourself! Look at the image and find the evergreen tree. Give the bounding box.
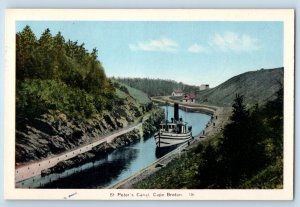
[262,81,283,158]
[37,28,55,78]
[16,25,37,80]
[219,94,267,187]
[196,94,268,188]
[52,32,66,79]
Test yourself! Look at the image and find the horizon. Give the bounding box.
[16,21,283,87]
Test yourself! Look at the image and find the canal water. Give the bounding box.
[17,106,211,189]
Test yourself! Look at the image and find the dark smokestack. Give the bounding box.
[174,103,179,121]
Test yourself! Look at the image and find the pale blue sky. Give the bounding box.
[16,21,283,87]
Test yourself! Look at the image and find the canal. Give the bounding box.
[16,106,211,189]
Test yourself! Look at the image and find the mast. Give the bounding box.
[165,101,168,121]
[165,101,168,129]
[174,103,179,121]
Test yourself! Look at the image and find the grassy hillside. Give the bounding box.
[113,80,151,104]
[197,68,283,107]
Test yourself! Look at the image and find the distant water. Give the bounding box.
[17,106,211,189]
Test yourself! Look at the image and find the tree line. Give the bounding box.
[117,77,199,97]
[16,26,116,119]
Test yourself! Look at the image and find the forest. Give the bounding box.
[117,77,199,97]
[16,26,117,120]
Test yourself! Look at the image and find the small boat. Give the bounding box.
[154,103,192,148]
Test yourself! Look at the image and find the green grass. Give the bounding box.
[197,68,283,107]
[135,153,201,189]
[113,80,151,104]
[240,158,283,189]
[115,88,127,99]
[122,83,150,104]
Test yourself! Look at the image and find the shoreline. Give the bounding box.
[111,100,231,189]
[15,122,143,184]
[15,108,164,184]
[151,96,217,115]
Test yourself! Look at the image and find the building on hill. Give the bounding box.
[171,90,183,97]
[182,94,196,103]
[200,84,209,91]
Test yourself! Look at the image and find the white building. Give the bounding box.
[171,90,183,97]
[199,84,209,91]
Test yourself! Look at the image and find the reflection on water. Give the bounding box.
[17,106,211,189]
[42,148,139,189]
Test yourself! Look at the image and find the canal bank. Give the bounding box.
[15,108,164,186]
[151,96,218,115]
[111,105,231,189]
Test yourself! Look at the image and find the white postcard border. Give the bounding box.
[4,9,294,200]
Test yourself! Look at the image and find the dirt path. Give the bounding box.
[15,122,142,183]
[111,103,231,189]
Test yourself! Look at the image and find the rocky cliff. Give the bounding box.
[16,96,143,164]
[40,108,164,176]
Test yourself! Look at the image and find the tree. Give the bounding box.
[52,32,66,79]
[218,94,267,187]
[16,25,37,80]
[262,81,283,158]
[196,145,220,188]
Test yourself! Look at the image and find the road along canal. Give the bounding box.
[16,106,211,188]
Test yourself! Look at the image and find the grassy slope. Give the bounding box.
[116,81,151,104]
[197,68,283,107]
[240,158,283,189]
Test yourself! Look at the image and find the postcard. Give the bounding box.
[4,9,294,200]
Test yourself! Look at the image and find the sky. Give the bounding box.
[16,21,283,87]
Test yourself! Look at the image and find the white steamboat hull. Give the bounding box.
[154,132,192,148]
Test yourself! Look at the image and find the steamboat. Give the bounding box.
[154,103,193,148]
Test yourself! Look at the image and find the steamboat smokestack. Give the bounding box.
[174,103,179,121]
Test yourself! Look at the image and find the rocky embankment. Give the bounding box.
[41,129,141,176]
[142,109,165,138]
[16,97,142,164]
[41,108,164,176]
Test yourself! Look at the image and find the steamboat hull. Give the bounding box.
[154,132,192,148]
